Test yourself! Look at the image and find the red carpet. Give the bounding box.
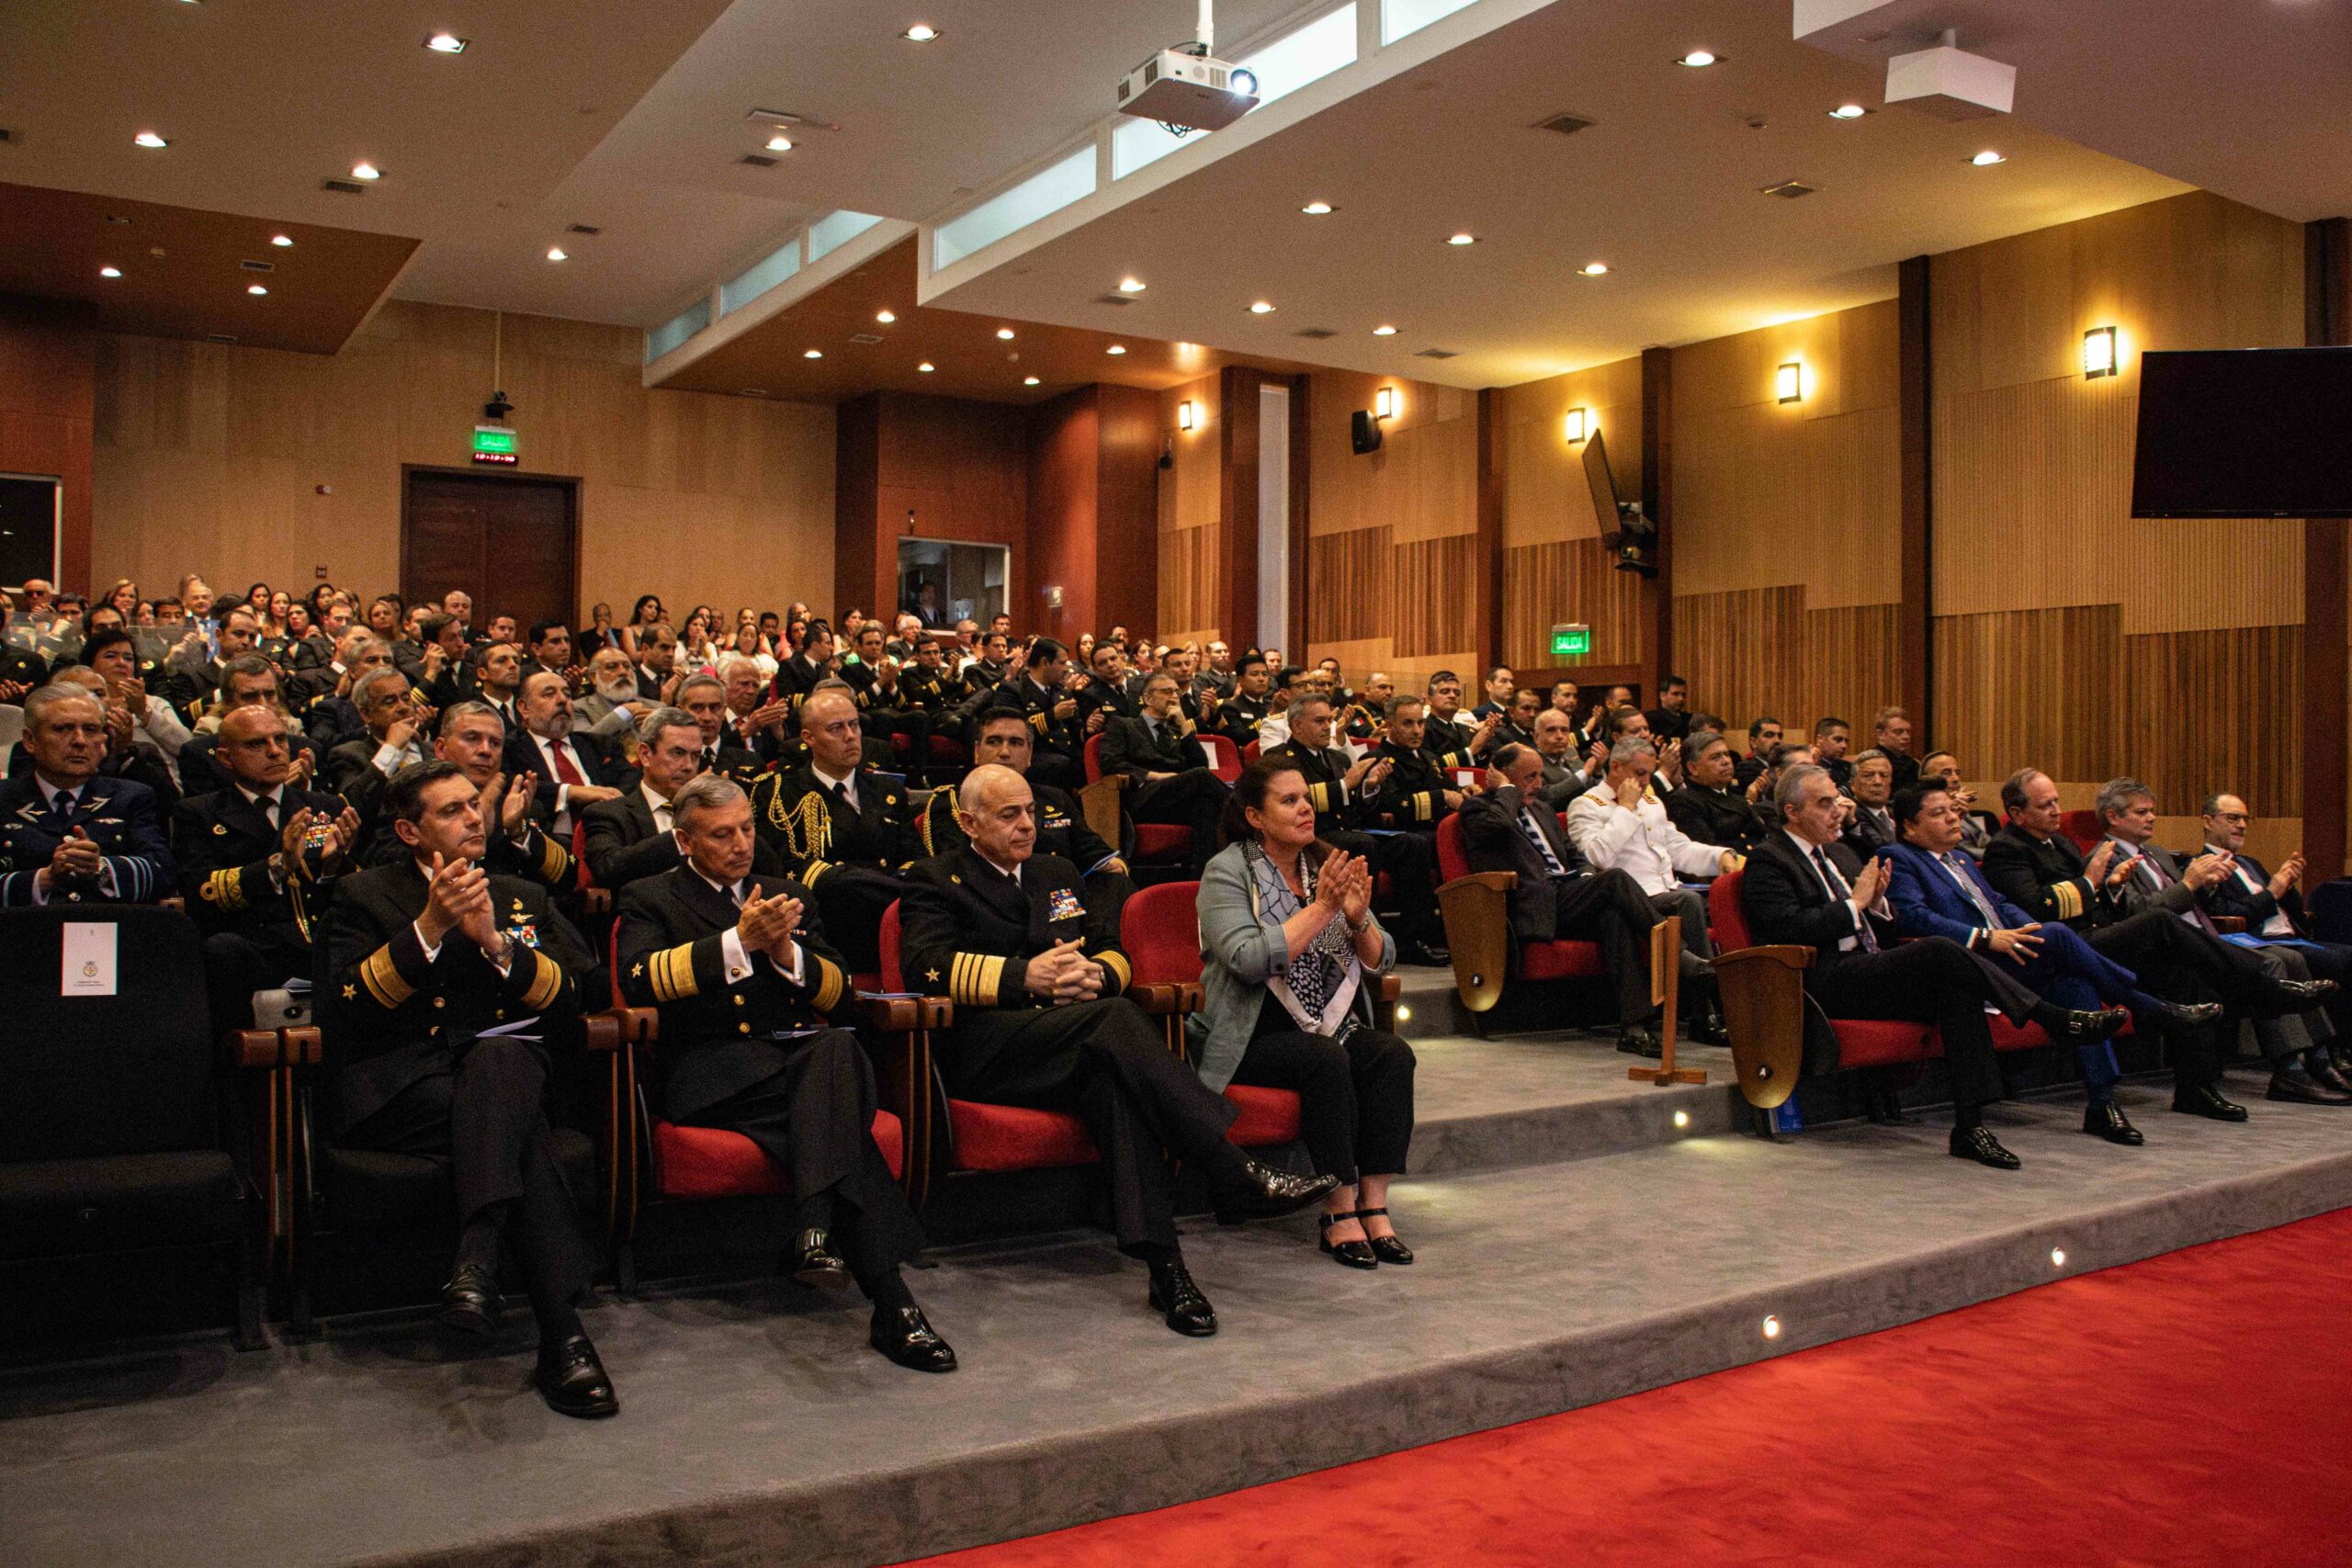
[905,1207,2352,1568]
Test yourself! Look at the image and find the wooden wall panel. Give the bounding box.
[1159,523,1222,645]
[1306,526,1390,646]
[1500,539,1646,669]
[1802,604,1902,738]
[1,302,98,591]
[1095,383,1163,637]
[1394,534,1476,659]
[1670,587,1804,736]
[92,299,836,620]
[2121,624,2301,819]
[1157,375,1220,536]
[1932,605,2125,789]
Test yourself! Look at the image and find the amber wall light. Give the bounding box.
[1178,400,1197,432]
[2081,325,2118,379]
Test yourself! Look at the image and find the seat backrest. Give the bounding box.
[1240,739,1261,767]
[0,908,218,1162]
[1435,812,1469,884]
[1708,870,1753,950]
[2059,809,2101,853]
[1203,732,1241,783]
[1125,880,1204,985]
[1082,731,1106,784]
[881,899,907,992]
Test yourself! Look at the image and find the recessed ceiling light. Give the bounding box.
[803,348,823,359]
[270,233,293,247]
[876,310,896,323]
[424,32,468,53]
[1446,232,1476,246]
[918,361,935,372]
[546,247,567,262]
[1969,150,2007,166]
[99,266,122,278]
[1372,324,1397,336]
[1117,277,1146,293]
[134,131,169,149]
[1023,376,1040,386]
[247,284,267,295]
[1828,103,1868,119]
[1578,261,1610,276]
[765,134,794,152]
[1105,344,1126,355]
[1248,300,1276,314]
[1676,50,1719,67]
[995,327,1015,339]
[1301,200,1334,215]
[900,23,941,41]
[351,162,381,180]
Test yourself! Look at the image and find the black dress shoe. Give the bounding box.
[786,1228,853,1290]
[1616,1027,1661,1058]
[2309,1060,2352,1096]
[1147,1258,1218,1337]
[869,1304,958,1372]
[1686,1008,1730,1047]
[2172,1083,2251,1121]
[2057,1007,2131,1041]
[1949,1125,2021,1169]
[1358,1206,1414,1266]
[2267,978,2337,1009]
[2144,998,2225,1028]
[438,1262,502,1337]
[2082,1100,2145,1145]
[533,1334,618,1419]
[2267,1066,2352,1106]
[1319,1211,1377,1269]
[1213,1156,1340,1223]
[1397,941,1451,967]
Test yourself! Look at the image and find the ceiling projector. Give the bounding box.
[1118,1,1259,132]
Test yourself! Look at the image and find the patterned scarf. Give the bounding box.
[1246,842,1362,1039]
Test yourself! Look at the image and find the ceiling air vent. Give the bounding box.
[849,333,883,345]
[1533,112,1594,136]
[321,178,366,195]
[105,214,132,225]
[1761,179,1817,198]
[566,223,602,235]
[240,259,275,273]
[740,153,779,168]
[1294,328,1338,340]
[207,333,240,344]
[1093,294,1136,307]
[1414,347,1459,359]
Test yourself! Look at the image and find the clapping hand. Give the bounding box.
[43,826,104,893]
[2086,840,2118,886]
[1849,853,1889,911]
[287,749,315,788]
[2272,852,2305,898]
[2184,852,2231,891]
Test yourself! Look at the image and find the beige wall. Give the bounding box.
[1494,355,1649,673]
[91,299,835,623]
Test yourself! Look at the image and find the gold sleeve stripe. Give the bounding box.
[200,867,247,909]
[1095,950,1131,991]
[537,833,568,885]
[522,951,562,1010]
[2052,880,2084,921]
[1309,782,1331,811]
[948,952,1006,1007]
[360,944,412,1009]
[650,942,702,1003]
[804,858,831,885]
[812,956,846,1013]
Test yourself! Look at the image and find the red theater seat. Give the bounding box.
[2059,810,2102,853]
[650,1113,905,1198]
[1430,812,1610,1018]
[1083,732,1192,871]
[1122,880,1302,1148]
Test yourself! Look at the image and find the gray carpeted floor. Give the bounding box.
[3,1041,2347,1568]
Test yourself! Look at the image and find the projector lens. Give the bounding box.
[1229,67,1259,97]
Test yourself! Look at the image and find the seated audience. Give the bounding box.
[1871,705,1919,791]
[747,684,920,973]
[0,682,175,906]
[1642,674,1691,744]
[1665,728,1767,855]
[1100,672,1230,874]
[1843,750,1898,853]
[2196,792,2352,1070]
[504,669,628,839]
[1563,737,1733,1008]
[1812,715,1854,789]
[1260,692,1445,964]
[1734,716,1782,790]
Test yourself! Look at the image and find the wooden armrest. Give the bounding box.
[281,1025,322,1066]
[859,995,927,1032]
[1075,775,1125,850]
[1439,870,1518,895]
[1712,946,1811,1110]
[2211,915,2247,934]
[1713,943,1816,973]
[227,1028,286,1069]
[582,887,613,916]
[1435,873,1516,1013]
[1378,974,1402,1003]
[1129,982,1202,1015]
[581,1010,634,1054]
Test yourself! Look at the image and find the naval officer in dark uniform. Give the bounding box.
[747,683,922,974]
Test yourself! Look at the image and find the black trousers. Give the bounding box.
[1132,768,1230,874]
[339,1036,599,1308]
[1547,870,1658,1024]
[675,1028,925,1272]
[1227,996,1414,1185]
[2083,910,2275,1086]
[946,997,1239,1253]
[1809,938,2008,1109]
[808,864,910,974]
[200,924,311,1032]
[1332,829,1439,946]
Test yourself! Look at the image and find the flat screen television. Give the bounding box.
[2131,347,2352,517]
[1582,425,1623,529]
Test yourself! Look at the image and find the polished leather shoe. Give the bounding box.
[2082,1100,2144,1145]
[1359,1206,1414,1266]
[438,1262,502,1337]
[2309,1060,2352,1096]
[1397,940,1451,967]
[2144,998,2225,1028]
[1319,1211,1377,1269]
[1616,1027,1661,1058]
[2268,978,2338,1009]
[533,1334,618,1419]
[1949,1125,2021,1169]
[1687,1007,1730,1047]
[2267,1066,2352,1106]
[1214,1156,1340,1223]
[869,1304,958,1372]
[2058,1007,2131,1041]
[1148,1258,1218,1337]
[2172,1083,2251,1121]
[786,1228,853,1290]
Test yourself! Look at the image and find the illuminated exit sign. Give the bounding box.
[471,424,518,465]
[1549,622,1592,660]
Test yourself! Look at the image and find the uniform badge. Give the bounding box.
[507,922,541,949]
[213,823,229,835]
[1047,887,1084,923]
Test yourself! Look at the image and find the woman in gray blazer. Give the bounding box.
[1193,760,1417,1269]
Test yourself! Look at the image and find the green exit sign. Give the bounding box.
[471,424,518,464]
[1549,622,1592,660]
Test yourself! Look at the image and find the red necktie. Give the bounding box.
[544,738,585,786]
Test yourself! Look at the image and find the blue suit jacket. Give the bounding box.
[0,773,175,906]
[1880,839,2030,944]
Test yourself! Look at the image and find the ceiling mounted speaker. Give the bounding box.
[1351,409,1383,457]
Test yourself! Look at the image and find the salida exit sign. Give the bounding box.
[1549,622,1591,659]
[471,424,518,465]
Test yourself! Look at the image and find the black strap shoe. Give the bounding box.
[534,1334,618,1419]
[1687,1007,1731,1047]
[1148,1258,1218,1337]
[438,1261,502,1338]
[2267,1066,2352,1106]
[2267,977,2338,1010]
[786,1228,854,1289]
[1949,1125,2021,1169]
[1358,1206,1414,1266]
[1318,1211,1378,1269]
[2172,1083,2251,1121]
[2082,1100,2144,1145]
[2145,998,2225,1028]
[869,1304,959,1372]
[1213,1155,1340,1223]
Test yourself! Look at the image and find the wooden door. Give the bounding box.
[401,469,577,630]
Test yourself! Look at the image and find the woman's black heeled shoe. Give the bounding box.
[1319,1211,1377,1269]
[1357,1207,1414,1266]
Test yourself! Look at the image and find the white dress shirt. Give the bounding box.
[1565,781,1729,895]
[810,763,859,812]
[700,869,803,985]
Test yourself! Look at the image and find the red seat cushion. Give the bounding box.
[1134,824,1191,860]
[928,735,969,762]
[1225,1085,1302,1145]
[1520,940,1608,980]
[652,1111,904,1198]
[1828,1019,1938,1069]
[947,1099,1099,1171]
[1989,1017,2049,1052]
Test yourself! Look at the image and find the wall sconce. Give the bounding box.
[2081,325,2117,379]
[1775,362,1804,404]
[1374,386,1398,422]
[1177,400,1196,432]
[1564,407,1590,443]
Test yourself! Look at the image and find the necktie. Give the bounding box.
[1519,807,1569,878]
[544,738,585,786]
[48,788,78,830]
[2138,848,2222,936]
[256,793,279,831]
[831,780,852,813]
[1813,846,1879,953]
[1943,852,2002,928]
[703,747,718,773]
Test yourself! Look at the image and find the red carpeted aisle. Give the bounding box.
[905,1206,2352,1568]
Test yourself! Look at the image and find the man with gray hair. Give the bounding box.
[617,772,954,1372]
[0,682,174,905]
[584,706,785,890]
[1565,735,1738,991]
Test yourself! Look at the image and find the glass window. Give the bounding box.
[807,209,884,264]
[720,242,801,318]
[1382,0,1477,45]
[1237,4,1357,105]
[645,297,711,362]
[933,147,1096,268]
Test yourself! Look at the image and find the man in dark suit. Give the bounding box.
[1734,716,1782,791]
[993,637,1084,790]
[302,634,391,751]
[1100,672,1229,874]
[842,622,934,783]
[1812,716,1854,791]
[1665,729,1767,855]
[1842,750,1899,854]
[327,666,434,818]
[2198,791,2352,1070]
[1364,695,1462,830]
[584,706,784,891]
[768,619,836,724]
[471,639,527,734]
[505,669,628,840]
[172,656,327,800]
[901,764,1336,1337]
[1463,744,1683,1053]
[1870,706,1920,793]
[324,760,614,1417]
[1203,652,1275,748]
[673,672,766,784]
[1261,694,1446,965]
[0,682,175,906]
[162,605,263,723]
[389,703,578,898]
[1531,708,1586,807]
[177,705,360,1031]
[1743,764,2090,1168]
[747,685,921,973]
[524,620,574,685]
[1642,674,1692,746]
[616,773,952,1372]
[714,654,797,776]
